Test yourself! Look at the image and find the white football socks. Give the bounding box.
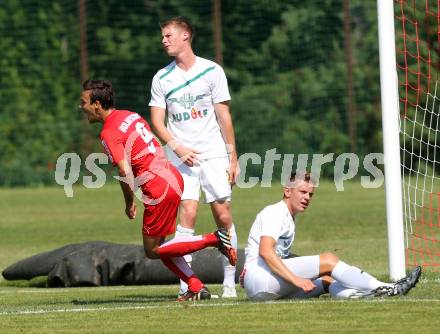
[329,281,359,298]
[222,224,237,287]
[174,224,194,294]
[331,261,392,292]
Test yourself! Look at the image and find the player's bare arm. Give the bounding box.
[116,159,136,219]
[150,106,200,167]
[214,101,239,185]
[259,236,316,293]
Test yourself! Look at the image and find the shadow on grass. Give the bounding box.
[1,276,47,288]
[71,293,178,305]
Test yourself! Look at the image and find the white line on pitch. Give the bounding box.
[1,298,440,316]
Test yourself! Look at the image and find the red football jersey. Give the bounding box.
[100,109,166,178]
[100,110,183,237]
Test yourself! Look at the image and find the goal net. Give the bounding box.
[395,0,440,271]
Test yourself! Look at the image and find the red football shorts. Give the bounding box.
[140,164,184,237]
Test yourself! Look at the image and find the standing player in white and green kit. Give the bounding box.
[149,17,239,298]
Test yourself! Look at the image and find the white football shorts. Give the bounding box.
[167,151,231,203]
[243,255,322,301]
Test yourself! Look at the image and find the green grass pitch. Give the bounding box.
[0,181,439,333]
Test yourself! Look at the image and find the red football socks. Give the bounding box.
[160,256,203,293]
[156,233,218,258]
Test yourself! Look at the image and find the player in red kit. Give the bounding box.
[80,80,237,301]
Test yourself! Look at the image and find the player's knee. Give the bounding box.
[216,211,232,228]
[144,247,160,260]
[181,207,197,224]
[320,252,340,269]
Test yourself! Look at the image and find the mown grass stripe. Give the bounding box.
[1,298,439,316]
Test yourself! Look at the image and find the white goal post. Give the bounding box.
[377,0,406,280]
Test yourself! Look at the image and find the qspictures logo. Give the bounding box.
[55,148,385,199]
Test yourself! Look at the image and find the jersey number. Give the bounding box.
[135,122,156,153]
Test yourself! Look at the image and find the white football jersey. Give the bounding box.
[149,56,231,159]
[245,201,295,263]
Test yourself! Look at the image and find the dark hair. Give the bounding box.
[286,171,315,187]
[82,79,115,109]
[290,171,311,183]
[160,16,194,42]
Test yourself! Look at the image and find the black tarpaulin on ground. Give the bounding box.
[1,241,245,287]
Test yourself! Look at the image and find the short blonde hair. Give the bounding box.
[160,16,193,42]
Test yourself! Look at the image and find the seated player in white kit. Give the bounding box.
[241,172,421,300]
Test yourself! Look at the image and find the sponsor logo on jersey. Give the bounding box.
[171,107,208,123]
[168,93,206,110]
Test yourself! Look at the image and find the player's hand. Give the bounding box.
[125,203,136,219]
[174,145,201,167]
[293,277,316,293]
[227,158,240,186]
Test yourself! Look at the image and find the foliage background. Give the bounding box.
[0,0,382,186]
